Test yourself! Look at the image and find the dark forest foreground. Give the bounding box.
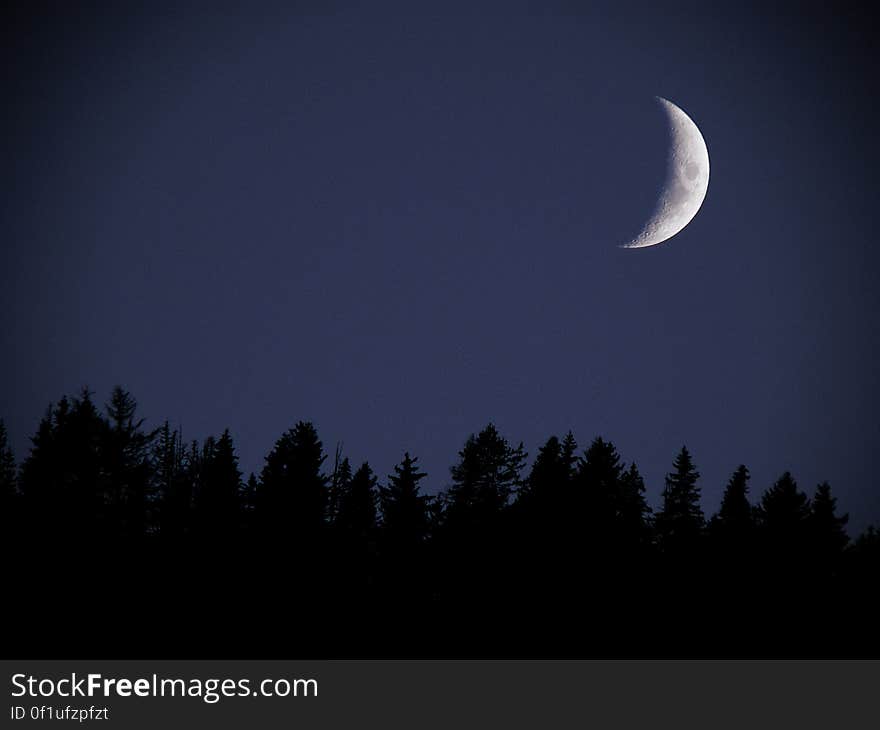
[2,388,878,657]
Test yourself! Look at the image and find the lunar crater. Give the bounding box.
[623,97,710,249]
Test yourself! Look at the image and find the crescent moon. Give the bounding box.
[623,97,710,249]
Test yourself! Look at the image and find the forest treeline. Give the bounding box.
[1,387,878,657]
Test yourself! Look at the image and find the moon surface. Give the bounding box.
[623,97,710,249]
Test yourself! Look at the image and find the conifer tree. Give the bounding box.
[445,424,526,528]
[19,404,62,529]
[526,431,577,547]
[706,464,757,590]
[336,462,378,535]
[259,421,328,537]
[655,446,704,552]
[20,391,107,536]
[176,439,203,535]
[561,431,578,481]
[618,462,652,542]
[328,449,352,526]
[573,437,624,531]
[194,429,242,536]
[520,435,566,515]
[808,482,849,568]
[755,472,811,573]
[711,465,753,539]
[104,387,156,537]
[152,421,188,537]
[153,422,179,499]
[757,471,810,534]
[380,452,429,541]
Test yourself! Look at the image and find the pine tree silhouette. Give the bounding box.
[705,464,756,625]
[808,482,849,574]
[5,385,880,657]
[573,437,624,535]
[561,431,578,481]
[179,439,203,534]
[755,471,811,586]
[757,471,810,536]
[104,387,156,538]
[152,421,189,538]
[194,429,243,537]
[445,423,526,530]
[380,452,429,542]
[336,462,378,534]
[328,449,353,527]
[440,424,526,643]
[709,463,755,573]
[712,465,753,538]
[518,435,568,519]
[258,421,328,539]
[655,446,704,556]
[376,451,431,625]
[618,461,652,544]
[20,391,107,537]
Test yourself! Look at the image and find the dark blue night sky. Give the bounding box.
[3,2,878,531]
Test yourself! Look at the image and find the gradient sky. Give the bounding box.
[3,1,878,532]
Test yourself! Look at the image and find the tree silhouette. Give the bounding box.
[336,462,378,534]
[20,391,106,537]
[757,471,810,536]
[380,452,429,542]
[712,465,753,536]
[193,429,242,538]
[808,482,849,573]
[709,464,755,568]
[180,439,204,534]
[755,471,811,585]
[153,421,189,538]
[509,435,574,607]
[655,445,704,555]
[573,437,624,534]
[258,421,328,539]
[561,431,578,481]
[440,424,526,627]
[706,464,756,613]
[103,387,156,538]
[618,461,652,545]
[445,423,526,530]
[328,448,352,527]
[518,435,568,520]
[375,452,431,621]
[4,385,880,657]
